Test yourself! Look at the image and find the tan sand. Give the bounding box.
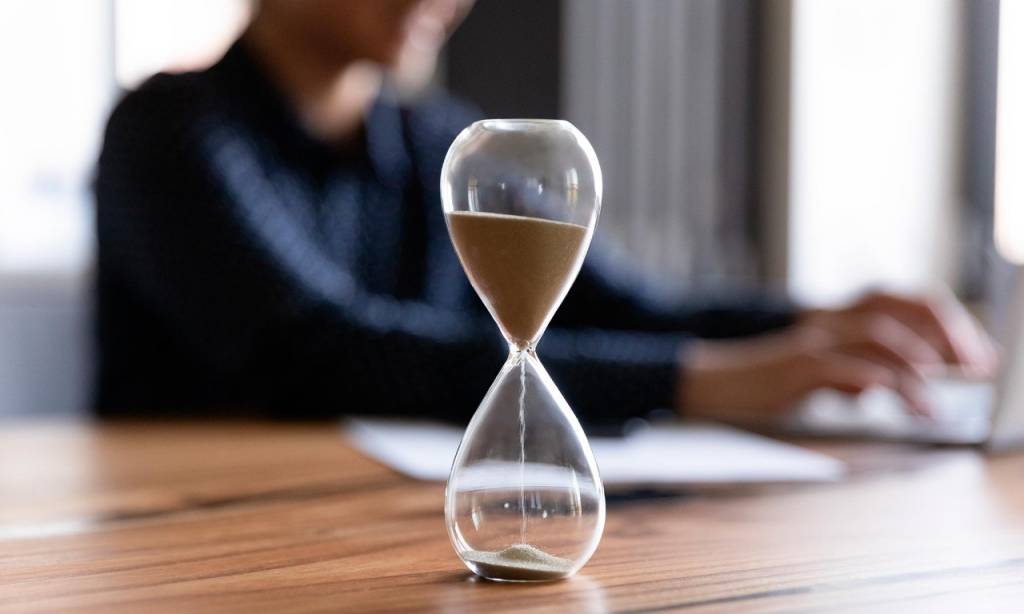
[463,544,574,581]
[447,211,587,349]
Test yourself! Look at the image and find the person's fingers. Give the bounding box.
[808,353,895,395]
[861,289,998,375]
[896,375,932,417]
[929,285,1000,375]
[807,353,933,417]
[906,293,974,366]
[828,313,943,375]
[829,311,938,415]
[968,316,1001,375]
[857,291,961,363]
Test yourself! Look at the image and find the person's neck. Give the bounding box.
[243,17,383,144]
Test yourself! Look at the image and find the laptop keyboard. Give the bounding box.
[791,378,996,443]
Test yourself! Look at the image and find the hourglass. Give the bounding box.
[440,119,604,582]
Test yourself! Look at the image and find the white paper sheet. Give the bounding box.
[344,418,846,487]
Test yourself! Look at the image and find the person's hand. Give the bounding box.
[802,289,998,378]
[678,290,999,420]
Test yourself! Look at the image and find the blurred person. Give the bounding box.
[94,0,996,423]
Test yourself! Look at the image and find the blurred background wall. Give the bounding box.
[0,0,1014,415]
[449,0,1004,306]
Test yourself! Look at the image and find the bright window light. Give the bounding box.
[995,0,1024,264]
[0,0,111,273]
[787,0,963,305]
[114,0,250,89]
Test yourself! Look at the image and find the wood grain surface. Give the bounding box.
[2,421,1024,613]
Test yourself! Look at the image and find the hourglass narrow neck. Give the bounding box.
[509,341,538,358]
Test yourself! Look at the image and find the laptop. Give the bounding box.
[785,269,1024,451]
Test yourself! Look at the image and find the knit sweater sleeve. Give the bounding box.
[97,83,694,424]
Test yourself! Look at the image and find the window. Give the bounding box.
[785,0,967,305]
[114,0,250,89]
[0,0,250,275]
[995,0,1023,264]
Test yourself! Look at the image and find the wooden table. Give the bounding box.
[2,421,1024,613]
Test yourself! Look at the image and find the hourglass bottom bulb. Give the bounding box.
[444,352,605,583]
[462,544,574,581]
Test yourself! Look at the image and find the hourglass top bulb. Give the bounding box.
[446,211,587,350]
[440,119,601,350]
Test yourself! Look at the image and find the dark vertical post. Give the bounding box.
[962,0,1000,300]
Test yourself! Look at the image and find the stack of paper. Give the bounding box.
[345,418,846,487]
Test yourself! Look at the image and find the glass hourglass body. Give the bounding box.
[440,119,604,582]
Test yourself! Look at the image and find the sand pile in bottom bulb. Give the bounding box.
[463,544,574,581]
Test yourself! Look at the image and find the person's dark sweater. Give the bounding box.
[94,41,794,423]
